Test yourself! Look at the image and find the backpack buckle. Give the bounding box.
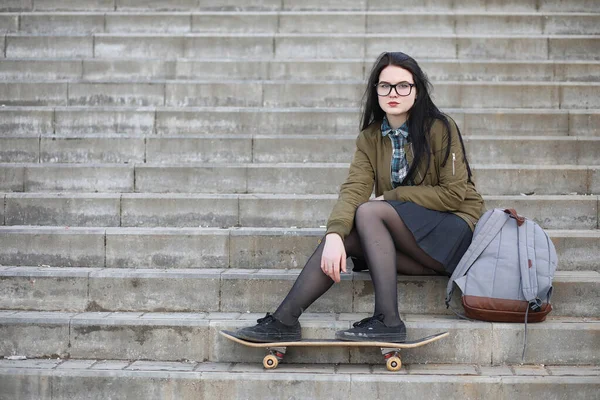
[529,298,543,312]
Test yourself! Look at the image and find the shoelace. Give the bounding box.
[352,314,384,328]
[257,313,276,325]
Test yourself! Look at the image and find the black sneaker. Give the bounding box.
[335,314,406,342]
[234,313,301,343]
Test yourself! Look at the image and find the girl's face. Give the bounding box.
[376,65,417,120]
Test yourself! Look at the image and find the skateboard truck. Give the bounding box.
[381,347,402,371]
[264,346,287,369]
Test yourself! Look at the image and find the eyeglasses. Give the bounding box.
[374,82,415,97]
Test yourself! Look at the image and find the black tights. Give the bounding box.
[273,200,445,327]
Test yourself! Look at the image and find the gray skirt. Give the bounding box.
[385,200,473,275]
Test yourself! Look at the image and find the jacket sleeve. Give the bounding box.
[326,132,375,240]
[382,118,468,211]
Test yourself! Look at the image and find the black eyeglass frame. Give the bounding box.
[374,82,416,97]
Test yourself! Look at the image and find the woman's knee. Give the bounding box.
[355,201,383,224]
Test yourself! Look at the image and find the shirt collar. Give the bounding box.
[381,116,409,139]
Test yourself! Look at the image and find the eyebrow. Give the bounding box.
[378,80,414,84]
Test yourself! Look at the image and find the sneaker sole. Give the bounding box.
[334,332,407,343]
[233,331,302,343]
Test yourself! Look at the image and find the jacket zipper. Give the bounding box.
[452,153,456,176]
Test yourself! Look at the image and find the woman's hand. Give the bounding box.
[321,233,347,283]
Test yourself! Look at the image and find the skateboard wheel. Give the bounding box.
[263,354,279,369]
[386,356,402,372]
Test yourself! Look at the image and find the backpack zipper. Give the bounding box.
[452,153,456,176]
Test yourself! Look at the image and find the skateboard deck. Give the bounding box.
[220,330,449,371]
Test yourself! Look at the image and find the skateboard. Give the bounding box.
[219,330,449,371]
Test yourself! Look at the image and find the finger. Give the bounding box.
[320,256,326,274]
[333,260,340,283]
[341,254,347,274]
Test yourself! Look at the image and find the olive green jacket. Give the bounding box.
[326,117,485,240]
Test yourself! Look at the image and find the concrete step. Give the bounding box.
[0,310,598,365]
[2,12,600,35]
[4,33,599,60]
[2,107,599,137]
[2,80,600,109]
[3,162,598,195]
[3,135,600,165]
[2,193,598,230]
[0,266,597,318]
[2,0,599,12]
[1,360,599,400]
[1,58,600,82]
[0,226,597,271]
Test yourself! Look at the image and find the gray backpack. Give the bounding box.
[445,208,558,324]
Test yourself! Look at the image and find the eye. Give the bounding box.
[379,83,391,89]
[399,83,411,89]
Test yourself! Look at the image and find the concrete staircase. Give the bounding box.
[1,1,599,398]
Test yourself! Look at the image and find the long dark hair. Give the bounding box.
[360,51,473,185]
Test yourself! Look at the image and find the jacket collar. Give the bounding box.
[381,116,409,139]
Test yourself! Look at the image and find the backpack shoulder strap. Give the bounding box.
[445,209,509,305]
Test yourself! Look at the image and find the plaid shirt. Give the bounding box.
[381,116,411,188]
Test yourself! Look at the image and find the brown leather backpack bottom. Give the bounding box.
[462,295,552,323]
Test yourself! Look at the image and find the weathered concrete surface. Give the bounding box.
[68,313,211,361]
[220,269,353,313]
[229,228,322,268]
[40,136,145,163]
[6,35,93,58]
[88,268,222,312]
[24,164,134,192]
[134,164,248,194]
[105,228,229,268]
[145,136,252,163]
[0,164,24,192]
[0,227,105,267]
[5,193,120,227]
[1,268,596,317]
[0,364,598,400]
[121,193,239,228]
[0,267,91,311]
[0,312,74,358]
[54,108,155,135]
[491,318,600,365]
[0,82,67,106]
[0,108,54,136]
[0,137,38,163]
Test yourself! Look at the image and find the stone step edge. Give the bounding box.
[2,162,599,168]
[4,10,600,15]
[1,358,599,378]
[3,134,600,141]
[1,311,597,366]
[3,57,600,64]
[1,360,599,400]
[1,105,598,113]
[2,193,598,200]
[5,79,600,86]
[1,226,598,236]
[0,266,596,281]
[5,32,599,38]
[1,309,597,326]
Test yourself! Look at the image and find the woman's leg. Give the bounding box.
[352,200,444,327]
[272,228,363,326]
